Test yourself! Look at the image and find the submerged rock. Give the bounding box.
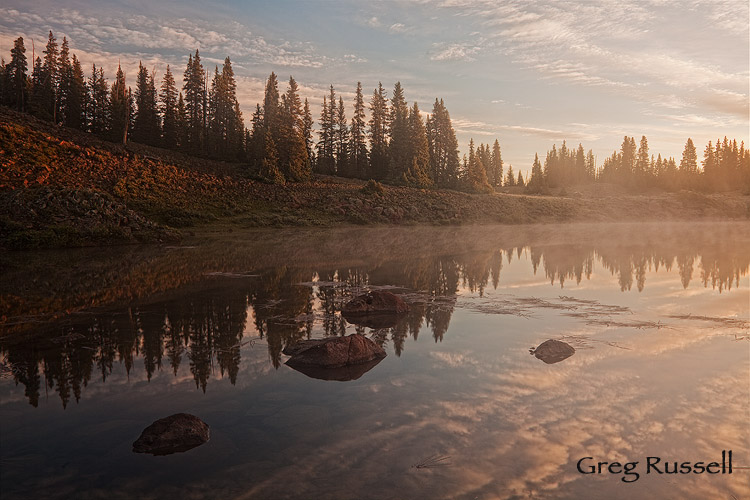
[132,413,210,455]
[283,333,386,370]
[286,357,385,381]
[342,290,409,327]
[531,339,576,364]
[342,290,409,315]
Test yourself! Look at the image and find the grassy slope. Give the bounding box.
[1,107,748,249]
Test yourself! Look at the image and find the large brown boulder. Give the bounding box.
[283,333,386,370]
[132,413,210,455]
[342,290,409,327]
[531,339,575,364]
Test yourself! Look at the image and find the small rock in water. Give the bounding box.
[132,413,209,455]
[531,339,575,364]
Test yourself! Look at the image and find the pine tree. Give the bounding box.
[575,143,585,182]
[66,54,87,129]
[505,165,516,186]
[27,56,43,113]
[636,135,649,184]
[517,170,525,187]
[316,93,334,174]
[302,98,314,166]
[176,92,188,148]
[160,65,178,149]
[7,37,27,112]
[183,50,206,152]
[207,65,223,155]
[36,31,58,120]
[388,81,409,182]
[0,58,6,105]
[527,153,545,192]
[88,64,109,135]
[57,37,71,124]
[465,138,492,192]
[368,82,389,180]
[585,150,596,180]
[335,96,350,176]
[279,76,310,180]
[258,72,284,182]
[109,64,129,144]
[247,103,264,169]
[489,139,503,189]
[349,81,368,179]
[425,98,460,188]
[133,62,159,145]
[680,138,698,174]
[619,136,636,182]
[402,102,431,187]
[702,141,717,190]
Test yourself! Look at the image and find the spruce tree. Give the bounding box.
[160,65,178,149]
[335,96,350,176]
[280,76,310,180]
[680,138,698,174]
[489,139,503,189]
[702,141,717,189]
[517,170,525,187]
[316,87,336,175]
[258,72,284,182]
[57,37,71,124]
[302,98,314,167]
[7,37,27,112]
[505,165,516,186]
[66,54,87,129]
[368,82,389,180]
[176,92,188,148]
[88,64,109,135]
[466,138,492,193]
[402,102,431,187]
[36,31,58,121]
[349,82,368,179]
[183,51,206,152]
[527,153,544,192]
[636,135,649,184]
[27,56,43,113]
[109,64,129,144]
[388,81,409,182]
[426,98,460,188]
[133,62,159,145]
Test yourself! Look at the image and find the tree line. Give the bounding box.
[1,33,508,192]
[2,33,747,193]
[523,135,749,193]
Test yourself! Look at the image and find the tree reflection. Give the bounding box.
[1,231,747,408]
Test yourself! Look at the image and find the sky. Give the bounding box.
[1,0,748,175]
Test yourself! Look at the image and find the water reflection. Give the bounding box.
[1,223,748,408]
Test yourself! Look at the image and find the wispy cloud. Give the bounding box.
[430,42,480,61]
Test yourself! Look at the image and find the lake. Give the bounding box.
[1,222,748,499]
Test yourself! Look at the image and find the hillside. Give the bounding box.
[1,107,748,249]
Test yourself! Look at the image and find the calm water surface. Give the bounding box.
[1,222,749,499]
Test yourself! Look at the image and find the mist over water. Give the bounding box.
[1,222,748,499]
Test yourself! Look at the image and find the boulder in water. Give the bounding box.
[283,333,386,370]
[132,413,210,455]
[531,339,575,364]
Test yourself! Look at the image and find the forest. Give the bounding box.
[1,32,748,194]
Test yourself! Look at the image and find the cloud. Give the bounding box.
[389,23,408,33]
[430,42,480,61]
[418,0,748,121]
